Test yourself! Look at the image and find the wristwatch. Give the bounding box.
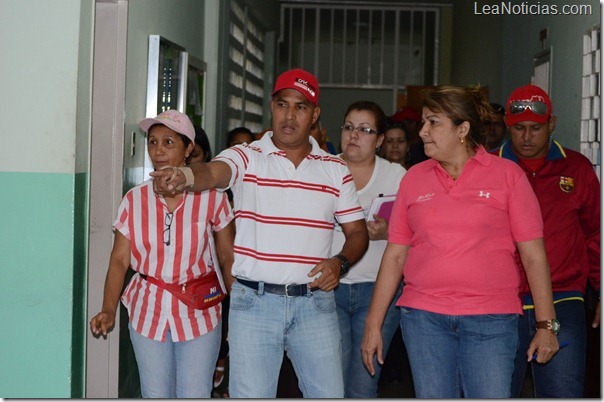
[334,254,350,277]
[536,319,560,335]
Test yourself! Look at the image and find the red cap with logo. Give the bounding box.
[505,84,552,126]
[272,68,319,106]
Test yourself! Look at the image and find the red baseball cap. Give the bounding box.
[272,68,319,106]
[391,106,421,122]
[505,84,552,126]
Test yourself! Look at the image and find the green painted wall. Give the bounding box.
[450,0,504,100]
[0,173,77,397]
[0,0,93,397]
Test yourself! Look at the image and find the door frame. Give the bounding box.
[86,0,128,397]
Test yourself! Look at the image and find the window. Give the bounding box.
[278,4,440,89]
[581,25,600,178]
[225,0,266,134]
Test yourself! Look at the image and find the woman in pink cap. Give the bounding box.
[90,110,235,398]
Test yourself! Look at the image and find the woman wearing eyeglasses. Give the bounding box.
[361,86,558,398]
[90,110,235,398]
[332,100,406,398]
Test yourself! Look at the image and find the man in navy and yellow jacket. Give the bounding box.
[493,84,600,398]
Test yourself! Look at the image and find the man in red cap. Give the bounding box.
[150,68,369,398]
[492,84,600,397]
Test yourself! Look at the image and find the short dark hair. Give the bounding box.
[227,127,255,147]
[194,126,212,162]
[490,103,505,116]
[385,118,410,139]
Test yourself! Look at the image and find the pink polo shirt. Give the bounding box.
[389,147,543,315]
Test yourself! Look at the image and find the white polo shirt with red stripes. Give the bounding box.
[114,181,234,342]
[214,132,365,285]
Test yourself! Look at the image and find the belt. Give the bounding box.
[237,279,318,297]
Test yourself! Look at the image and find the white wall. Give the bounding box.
[0,0,85,174]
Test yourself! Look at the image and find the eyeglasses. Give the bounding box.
[341,124,379,135]
[509,101,548,115]
[163,212,174,246]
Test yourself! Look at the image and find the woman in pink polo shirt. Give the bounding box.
[90,110,235,398]
[361,86,558,398]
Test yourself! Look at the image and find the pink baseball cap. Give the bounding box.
[272,68,320,106]
[139,109,195,143]
[505,84,553,126]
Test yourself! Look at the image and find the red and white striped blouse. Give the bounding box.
[114,180,233,342]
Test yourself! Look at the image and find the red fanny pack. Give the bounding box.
[142,271,225,310]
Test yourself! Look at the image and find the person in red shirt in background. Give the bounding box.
[492,84,600,398]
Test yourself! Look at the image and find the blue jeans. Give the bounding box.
[228,280,344,398]
[128,322,221,398]
[335,281,402,398]
[511,299,586,397]
[400,307,518,398]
